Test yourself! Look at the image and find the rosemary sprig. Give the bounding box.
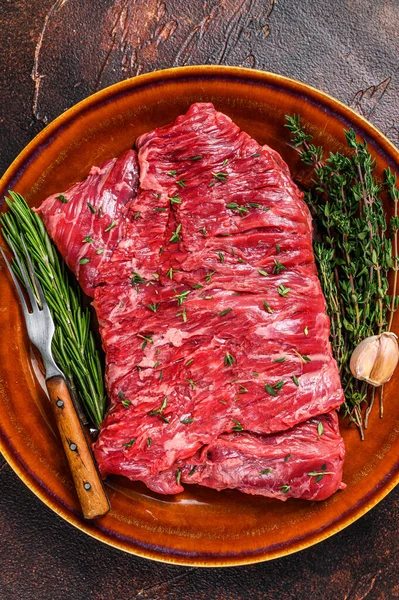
[285,116,397,436]
[0,191,106,428]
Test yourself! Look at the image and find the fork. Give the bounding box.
[0,237,110,520]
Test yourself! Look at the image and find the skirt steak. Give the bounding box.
[36,103,345,500]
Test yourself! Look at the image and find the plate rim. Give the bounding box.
[1,65,398,567]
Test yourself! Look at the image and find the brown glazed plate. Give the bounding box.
[0,66,398,567]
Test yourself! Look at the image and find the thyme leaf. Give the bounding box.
[224,352,235,367]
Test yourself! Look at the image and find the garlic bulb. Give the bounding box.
[350,332,399,387]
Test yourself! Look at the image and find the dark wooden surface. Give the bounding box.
[1,1,398,598]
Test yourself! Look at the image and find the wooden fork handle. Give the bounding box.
[46,376,110,520]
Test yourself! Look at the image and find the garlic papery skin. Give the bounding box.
[350,332,399,387]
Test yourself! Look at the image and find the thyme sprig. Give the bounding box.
[286,115,398,436]
[0,192,106,428]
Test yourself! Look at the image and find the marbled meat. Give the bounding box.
[36,103,345,500]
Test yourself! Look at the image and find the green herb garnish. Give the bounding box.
[118,391,131,409]
[132,271,146,285]
[265,381,285,396]
[273,260,286,274]
[205,271,215,284]
[104,220,117,232]
[210,172,228,186]
[185,378,196,390]
[224,352,235,367]
[231,419,243,431]
[0,193,106,428]
[277,284,290,297]
[265,384,277,397]
[169,223,182,243]
[137,334,153,350]
[148,303,159,313]
[292,349,311,363]
[56,194,68,203]
[308,463,334,482]
[176,468,182,485]
[148,396,169,423]
[173,289,190,305]
[226,202,249,217]
[122,438,136,448]
[263,300,274,313]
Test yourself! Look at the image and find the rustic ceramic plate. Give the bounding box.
[1,66,398,567]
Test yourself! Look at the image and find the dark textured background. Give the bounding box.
[0,1,398,598]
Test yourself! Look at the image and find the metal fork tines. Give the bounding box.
[0,236,63,380]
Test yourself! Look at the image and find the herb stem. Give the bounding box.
[386,168,399,330]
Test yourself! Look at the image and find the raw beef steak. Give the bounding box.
[140,412,344,500]
[36,103,345,501]
[36,150,139,296]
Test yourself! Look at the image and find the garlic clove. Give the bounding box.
[350,336,380,382]
[369,332,399,385]
[350,332,399,387]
